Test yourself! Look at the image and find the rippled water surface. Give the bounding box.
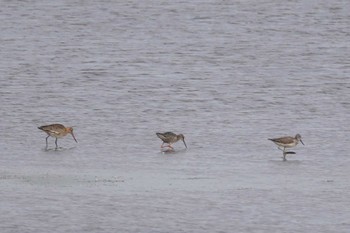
[1,1,350,232]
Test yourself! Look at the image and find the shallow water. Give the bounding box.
[1,0,350,232]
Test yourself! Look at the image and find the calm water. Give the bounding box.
[1,0,350,232]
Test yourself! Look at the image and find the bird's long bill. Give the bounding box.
[183,139,187,148]
[300,139,305,145]
[71,132,78,143]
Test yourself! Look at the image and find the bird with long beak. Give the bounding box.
[268,134,304,160]
[156,132,187,150]
[38,124,78,149]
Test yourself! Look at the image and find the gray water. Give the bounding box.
[1,0,350,232]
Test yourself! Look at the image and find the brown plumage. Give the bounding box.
[38,124,77,149]
[156,132,187,150]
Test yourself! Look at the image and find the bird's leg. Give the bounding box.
[161,143,173,148]
[161,143,170,148]
[45,135,49,149]
[55,138,58,150]
[282,147,287,161]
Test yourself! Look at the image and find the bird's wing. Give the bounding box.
[46,129,61,136]
[39,124,65,135]
[156,133,167,141]
[269,137,294,144]
[163,132,176,137]
[156,132,176,141]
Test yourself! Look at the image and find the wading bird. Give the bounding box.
[38,124,77,149]
[156,132,187,150]
[268,134,304,161]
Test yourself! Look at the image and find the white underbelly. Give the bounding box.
[275,142,297,148]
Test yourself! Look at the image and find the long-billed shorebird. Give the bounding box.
[38,124,78,149]
[268,134,304,160]
[156,132,187,150]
